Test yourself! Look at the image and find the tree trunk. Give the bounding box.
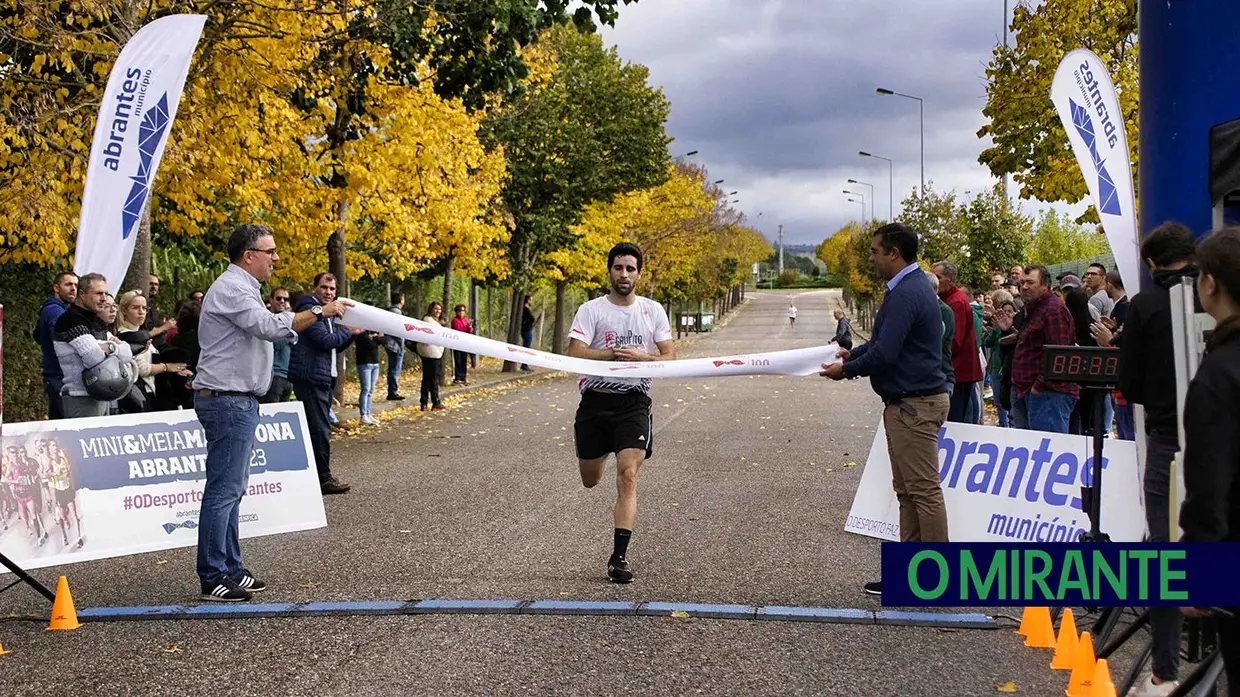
[552,280,567,355]
[440,254,454,386]
[122,203,152,294]
[486,285,493,339]
[469,280,478,368]
[502,287,525,372]
[537,294,546,350]
[328,199,349,406]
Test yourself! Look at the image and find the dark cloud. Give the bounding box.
[600,0,1085,245]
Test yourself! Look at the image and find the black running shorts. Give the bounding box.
[574,389,654,460]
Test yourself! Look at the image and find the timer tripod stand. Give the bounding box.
[1041,346,1128,641]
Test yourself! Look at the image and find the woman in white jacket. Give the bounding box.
[417,301,446,411]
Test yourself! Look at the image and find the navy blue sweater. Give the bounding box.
[842,268,947,400]
[287,294,355,386]
[36,296,68,379]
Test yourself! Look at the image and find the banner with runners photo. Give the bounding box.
[0,402,325,573]
[844,419,1147,543]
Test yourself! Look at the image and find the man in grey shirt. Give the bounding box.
[192,223,349,602]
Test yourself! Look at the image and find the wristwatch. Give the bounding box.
[311,305,323,318]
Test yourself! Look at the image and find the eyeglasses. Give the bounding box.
[248,247,278,256]
[273,296,290,302]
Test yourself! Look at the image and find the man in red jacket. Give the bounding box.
[932,261,984,423]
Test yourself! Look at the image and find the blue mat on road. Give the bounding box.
[75,599,996,628]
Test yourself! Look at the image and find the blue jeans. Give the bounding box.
[520,329,534,370]
[1115,402,1135,440]
[357,363,379,416]
[385,349,403,398]
[194,393,259,588]
[1142,433,1185,680]
[988,374,1009,427]
[1026,391,1076,433]
[948,381,980,424]
[1011,395,1029,429]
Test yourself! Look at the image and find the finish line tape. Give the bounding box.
[75,599,996,628]
[339,301,842,378]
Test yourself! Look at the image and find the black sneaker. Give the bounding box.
[608,556,634,584]
[863,581,882,596]
[235,570,267,593]
[387,394,406,401]
[202,577,253,602]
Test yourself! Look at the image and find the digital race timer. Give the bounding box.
[1041,345,1121,386]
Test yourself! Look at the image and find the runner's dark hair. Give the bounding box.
[608,242,643,272]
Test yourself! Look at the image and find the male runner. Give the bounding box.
[567,242,675,583]
[788,302,797,327]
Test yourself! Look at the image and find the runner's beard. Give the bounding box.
[611,279,633,296]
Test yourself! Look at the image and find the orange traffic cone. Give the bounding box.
[47,576,80,631]
[0,641,9,655]
[1065,631,1097,697]
[1016,606,1033,636]
[1023,606,1056,648]
[1050,608,1079,670]
[1089,658,1116,697]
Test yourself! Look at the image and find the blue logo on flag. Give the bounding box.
[1069,98,1121,216]
[122,92,172,240]
[162,519,198,535]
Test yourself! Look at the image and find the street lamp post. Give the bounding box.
[843,190,867,224]
[846,197,865,223]
[876,88,924,195]
[859,151,894,219]
[847,179,875,221]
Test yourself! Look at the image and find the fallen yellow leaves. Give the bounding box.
[995,681,1017,693]
[670,610,689,618]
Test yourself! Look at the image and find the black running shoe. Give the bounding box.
[608,556,634,584]
[202,577,253,602]
[235,569,267,593]
[863,581,882,596]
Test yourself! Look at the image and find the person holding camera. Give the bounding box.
[1179,226,1240,693]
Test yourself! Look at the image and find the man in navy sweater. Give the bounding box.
[289,273,360,495]
[35,272,78,420]
[822,223,950,596]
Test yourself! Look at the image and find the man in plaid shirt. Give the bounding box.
[995,265,1079,433]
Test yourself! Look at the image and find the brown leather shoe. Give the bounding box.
[321,478,351,495]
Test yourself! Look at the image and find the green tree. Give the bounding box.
[896,185,964,264]
[976,0,1137,221]
[1027,209,1110,265]
[953,187,1033,290]
[483,23,672,370]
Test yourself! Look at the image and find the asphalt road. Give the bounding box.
[0,289,1159,696]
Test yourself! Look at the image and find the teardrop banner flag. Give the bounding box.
[73,14,207,287]
[1050,48,1140,291]
[338,301,843,378]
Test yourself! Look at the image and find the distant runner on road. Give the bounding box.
[567,242,675,584]
[788,302,797,327]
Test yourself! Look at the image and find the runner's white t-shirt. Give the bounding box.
[569,295,672,394]
[788,305,797,318]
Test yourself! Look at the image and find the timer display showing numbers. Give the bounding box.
[1041,345,1121,386]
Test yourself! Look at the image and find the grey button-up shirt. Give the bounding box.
[193,264,297,395]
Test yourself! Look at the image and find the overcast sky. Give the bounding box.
[597,0,1087,247]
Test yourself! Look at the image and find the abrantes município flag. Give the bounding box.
[1049,48,1140,292]
[74,14,206,288]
